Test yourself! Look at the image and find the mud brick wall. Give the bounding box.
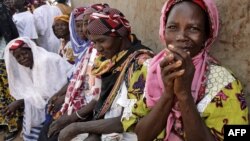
[71,0,250,107]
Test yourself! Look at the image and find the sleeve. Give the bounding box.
[121,55,151,132]
[201,79,249,141]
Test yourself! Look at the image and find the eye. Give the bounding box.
[166,25,177,31]
[189,27,200,32]
[82,21,88,26]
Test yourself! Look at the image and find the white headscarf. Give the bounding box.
[4,37,72,134]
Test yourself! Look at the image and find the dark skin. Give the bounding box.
[82,14,90,39]
[47,83,69,116]
[75,20,87,40]
[12,45,34,69]
[48,99,97,138]
[135,2,215,141]
[47,13,91,115]
[58,117,123,141]
[47,14,92,137]
[89,34,131,59]
[3,44,34,118]
[56,34,132,141]
[2,99,24,118]
[53,20,70,41]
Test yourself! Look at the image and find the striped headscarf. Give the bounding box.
[87,7,131,37]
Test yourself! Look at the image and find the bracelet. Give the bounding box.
[76,111,86,120]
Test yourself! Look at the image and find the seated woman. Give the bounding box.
[130,0,249,141]
[56,7,154,141]
[38,4,109,141]
[53,15,75,64]
[4,37,72,141]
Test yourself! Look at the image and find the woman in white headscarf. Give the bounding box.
[4,37,72,141]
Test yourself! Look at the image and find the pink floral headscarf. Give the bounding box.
[145,0,219,140]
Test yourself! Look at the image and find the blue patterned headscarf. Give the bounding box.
[69,7,91,63]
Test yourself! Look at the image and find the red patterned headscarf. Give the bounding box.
[83,3,109,16]
[73,7,86,21]
[87,7,131,37]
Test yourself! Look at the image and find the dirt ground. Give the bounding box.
[0,131,23,141]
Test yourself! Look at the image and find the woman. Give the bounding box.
[131,0,249,141]
[37,4,110,141]
[4,37,72,140]
[57,7,154,141]
[69,7,90,64]
[53,15,75,64]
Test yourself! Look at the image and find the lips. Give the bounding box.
[172,44,192,52]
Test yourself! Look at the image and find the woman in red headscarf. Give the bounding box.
[130,0,248,141]
[57,7,154,141]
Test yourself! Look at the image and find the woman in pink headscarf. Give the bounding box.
[122,0,249,141]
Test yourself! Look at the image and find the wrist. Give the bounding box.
[175,90,193,102]
[162,91,174,100]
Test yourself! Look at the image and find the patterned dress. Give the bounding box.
[0,59,20,133]
[122,63,249,141]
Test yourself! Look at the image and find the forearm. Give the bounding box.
[76,117,123,135]
[17,99,24,106]
[179,95,215,141]
[70,100,97,122]
[135,93,174,141]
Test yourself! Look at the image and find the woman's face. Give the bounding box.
[75,20,87,40]
[89,34,122,59]
[165,1,207,57]
[82,14,90,39]
[53,20,69,39]
[12,45,33,68]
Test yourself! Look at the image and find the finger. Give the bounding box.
[167,45,191,61]
[161,60,182,75]
[166,69,185,80]
[159,53,174,68]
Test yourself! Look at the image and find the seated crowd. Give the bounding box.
[0,0,248,141]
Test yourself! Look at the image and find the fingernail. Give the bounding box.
[187,51,190,55]
[167,53,173,59]
[168,44,174,49]
[179,69,185,74]
[164,48,169,56]
[176,60,182,65]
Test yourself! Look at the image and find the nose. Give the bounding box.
[175,31,188,41]
[94,43,104,53]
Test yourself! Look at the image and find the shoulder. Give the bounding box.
[206,64,236,88]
